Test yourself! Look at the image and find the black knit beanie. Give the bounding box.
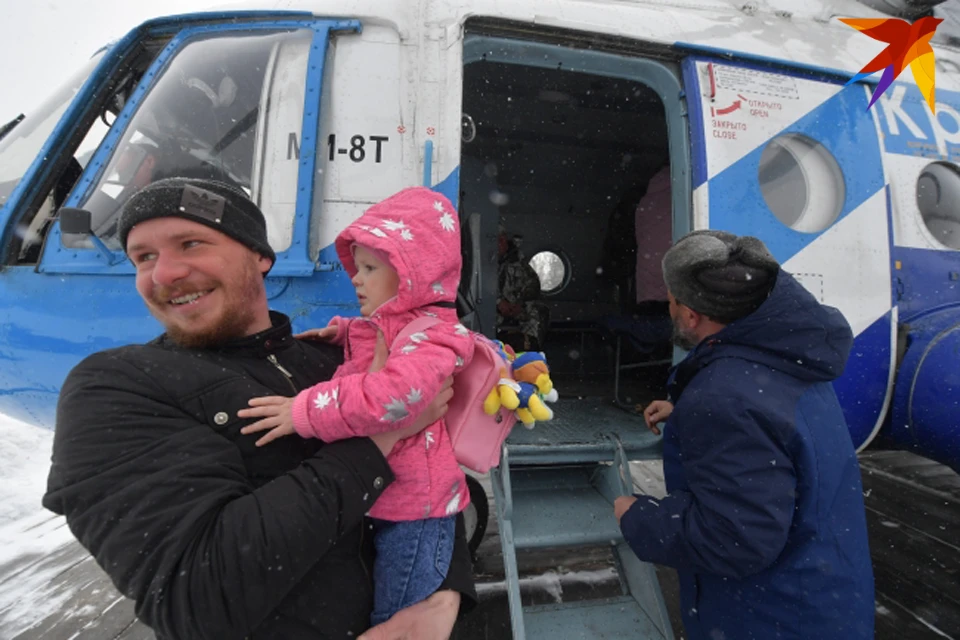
[118,177,276,266]
[662,230,779,324]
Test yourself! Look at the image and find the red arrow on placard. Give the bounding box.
[716,100,742,115]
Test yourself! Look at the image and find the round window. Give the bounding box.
[916,162,960,250]
[758,133,845,233]
[529,250,567,294]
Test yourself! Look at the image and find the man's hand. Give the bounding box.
[641,400,674,436]
[369,377,454,457]
[358,590,460,640]
[614,496,638,523]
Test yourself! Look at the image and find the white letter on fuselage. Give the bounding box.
[926,102,960,158]
[879,85,927,138]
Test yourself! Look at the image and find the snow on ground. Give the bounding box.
[0,415,54,530]
[0,415,80,637]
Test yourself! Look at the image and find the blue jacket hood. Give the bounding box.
[687,270,853,384]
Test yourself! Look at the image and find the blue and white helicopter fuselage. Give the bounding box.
[0,0,958,471]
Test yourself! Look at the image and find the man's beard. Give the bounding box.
[151,262,264,349]
[671,316,699,351]
[164,307,257,349]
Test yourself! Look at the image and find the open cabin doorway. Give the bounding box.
[457,28,690,418]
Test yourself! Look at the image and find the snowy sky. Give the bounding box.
[0,0,218,124]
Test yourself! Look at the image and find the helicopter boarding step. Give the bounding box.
[491,397,674,640]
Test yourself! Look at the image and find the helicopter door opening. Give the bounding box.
[458,32,690,412]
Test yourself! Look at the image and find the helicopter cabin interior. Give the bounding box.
[457,27,687,416]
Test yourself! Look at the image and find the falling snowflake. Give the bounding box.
[381,397,409,422]
[409,332,429,343]
[433,200,445,212]
[407,388,423,404]
[401,344,418,354]
[369,228,388,238]
[454,324,469,335]
[425,431,435,449]
[445,494,461,515]
[400,229,414,241]
[439,211,456,232]
[382,219,407,231]
[314,392,332,410]
[432,283,446,295]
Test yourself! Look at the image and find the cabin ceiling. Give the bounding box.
[461,60,669,190]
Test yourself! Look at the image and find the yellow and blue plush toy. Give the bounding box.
[483,344,559,428]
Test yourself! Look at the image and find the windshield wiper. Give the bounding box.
[0,114,25,144]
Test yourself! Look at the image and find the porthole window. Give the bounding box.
[758,133,845,233]
[916,161,960,250]
[529,250,568,294]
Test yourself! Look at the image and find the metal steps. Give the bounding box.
[524,596,664,638]
[491,405,674,639]
[507,466,625,548]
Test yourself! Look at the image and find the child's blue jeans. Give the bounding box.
[370,515,456,626]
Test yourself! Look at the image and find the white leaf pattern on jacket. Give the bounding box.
[439,211,456,232]
[445,493,461,515]
[314,392,332,410]
[381,397,409,422]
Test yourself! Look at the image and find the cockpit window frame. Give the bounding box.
[33,15,360,277]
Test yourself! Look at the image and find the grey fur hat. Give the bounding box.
[662,230,779,323]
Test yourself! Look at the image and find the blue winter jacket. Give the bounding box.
[620,270,874,640]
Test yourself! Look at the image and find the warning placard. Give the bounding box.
[713,66,800,101]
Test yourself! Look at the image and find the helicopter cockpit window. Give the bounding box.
[0,52,105,208]
[65,29,312,252]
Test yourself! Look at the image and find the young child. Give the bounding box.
[238,186,474,626]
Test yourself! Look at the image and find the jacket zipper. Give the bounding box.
[267,354,298,394]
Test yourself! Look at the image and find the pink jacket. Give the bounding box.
[634,166,673,303]
[291,187,474,521]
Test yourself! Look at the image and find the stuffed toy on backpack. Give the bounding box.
[483,346,559,429]
[498,351,559,428]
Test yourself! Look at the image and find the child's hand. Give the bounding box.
[642,400,674,435]
[239,396,296,446]
[295,326,338,342]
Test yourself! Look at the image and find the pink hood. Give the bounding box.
[335,187,462,316]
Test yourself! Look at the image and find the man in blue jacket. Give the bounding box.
[615,230,874,639]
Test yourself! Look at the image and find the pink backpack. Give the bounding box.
[392,317,517,473]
